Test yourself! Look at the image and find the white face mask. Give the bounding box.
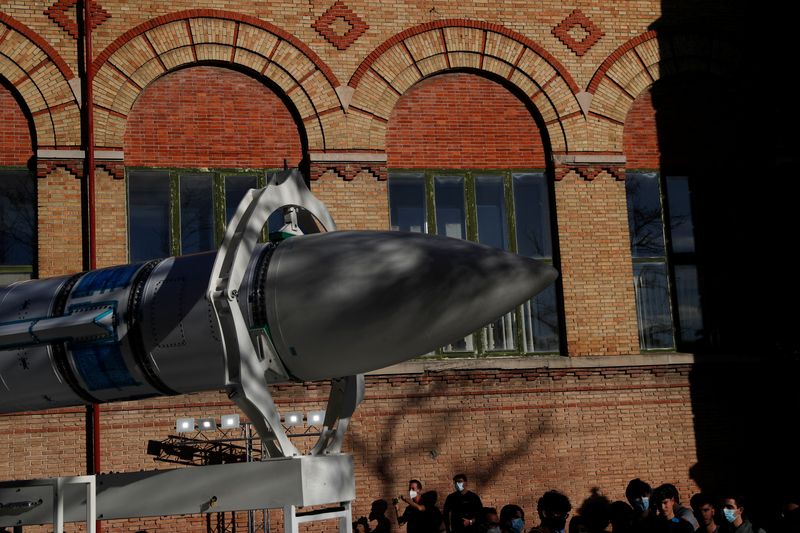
[455,482,465,492]
[409,490,418,499]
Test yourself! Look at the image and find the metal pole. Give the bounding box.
[86,477,97,533]
[246,423,254,533]
[53,478,64,533]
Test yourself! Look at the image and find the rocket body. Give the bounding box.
[0,231,557,414]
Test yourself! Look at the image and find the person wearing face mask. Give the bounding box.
[720,496,765,533]
[530,490,572,533]
[500,504,526,533]
[396,479,430,533]
[444,473,484,533]
[625,479,653,527]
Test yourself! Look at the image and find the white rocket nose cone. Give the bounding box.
[263,231,558,380]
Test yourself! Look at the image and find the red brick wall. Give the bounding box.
[312,170,389,230]
[623,89,659,169]
[37,166,83,277]
[95,168,128,268]
[124,66,304,169]
[0,83,33,166]
[555,172,640,356]
[386,73,547,169]
[0,365,700,532]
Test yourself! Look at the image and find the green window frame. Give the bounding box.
[1,166,36,284]
[625,170,706,352]
[126,168,278,262]
[388,169,562,358]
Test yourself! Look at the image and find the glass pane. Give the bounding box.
[665,176,696,254]
[633,262,674,350]
[434,176,466,239]
[225,175,258,224]
[440,334,475,354]
[389,173,426,233]
[521,284,561,353]
[475,175,509,251]
[674,265,704,344]
[626,172,666,258]
[0,271,31,285]
[482,312,516,352]
[180,174,214,254]
[268,210,284,236]
[129,170,171,261]
[0,170,35,267]
[513,173,552,259]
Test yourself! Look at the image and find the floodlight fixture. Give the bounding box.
[307,410,326,426]
[176,417,195,433]
[198,417,217,431]
[220,414,240,429]
[284,412,304,427]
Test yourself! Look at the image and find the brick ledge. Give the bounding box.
[367,353,696,375]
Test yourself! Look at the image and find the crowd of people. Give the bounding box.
[353,476,800,533]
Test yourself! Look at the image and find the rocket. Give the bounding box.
[0,175,558,415]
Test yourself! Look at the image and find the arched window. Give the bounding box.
[0,81,35,284]
[386,72,561,356]
[623,77,737,352]
[124,66,306,261]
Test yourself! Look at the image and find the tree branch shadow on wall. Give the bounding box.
[347,377,553,506]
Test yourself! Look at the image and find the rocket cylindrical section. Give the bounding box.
[1,231,558,414]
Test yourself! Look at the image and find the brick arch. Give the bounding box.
[0,13,80,149]
[347,20,581,153]
[91,10,343,151]
[585,31,739,151]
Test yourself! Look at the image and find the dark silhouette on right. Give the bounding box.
[647,0,800,526]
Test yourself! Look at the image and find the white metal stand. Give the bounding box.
[0,475,95,533]
[284,502,352,533]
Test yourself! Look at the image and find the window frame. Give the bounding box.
[126,167,276,261]
[0,165,37,283]
[626,169,706,353]
[389,167,562,358]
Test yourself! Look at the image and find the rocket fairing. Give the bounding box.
[0,231,558,414]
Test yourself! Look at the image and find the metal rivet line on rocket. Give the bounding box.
[0,169,558,454]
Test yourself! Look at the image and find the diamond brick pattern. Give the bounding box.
[552,9,604,57]
[313,1,368,51]
[45,0,111,40]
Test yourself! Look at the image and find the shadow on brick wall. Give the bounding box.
[652,0,799,528]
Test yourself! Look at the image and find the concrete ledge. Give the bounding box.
[37,149,85,159]
[366,353,696,375]
[309,152,387,163]
[553,154,626,165]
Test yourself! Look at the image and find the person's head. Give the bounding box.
[370,499,388,520]
[625,479,653,513]
[500,504,525,533]
[409,479,423,500]
[652,485,679,520]
[690,493,716,527]
[578,488,611,533]
[720,495,745,526]
[609,501,634,533]
[538,490,573,531]
[482,506,500,526]
[353,516,369,533]
[421,490,439,507]
[453,473,468,493]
